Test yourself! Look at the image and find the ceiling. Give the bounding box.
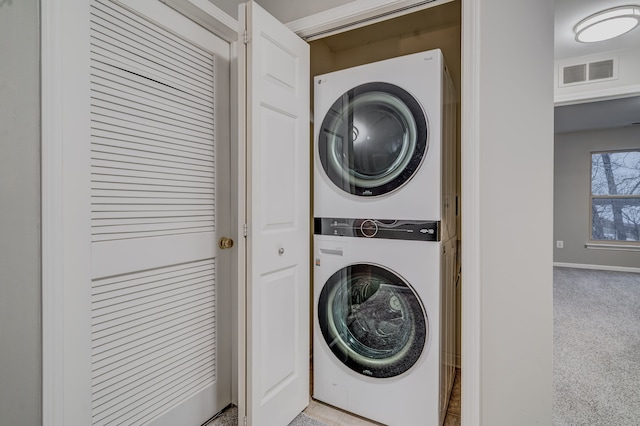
[554,0,640,132]
[554,0,640,60]
[555,96,640,133]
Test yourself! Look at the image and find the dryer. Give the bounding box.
[313,221,457,426]
[313,49,456,231]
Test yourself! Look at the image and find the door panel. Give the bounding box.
[259,105,297,227]
[89,1,232,424]
[244,2,310,425]
[259,266,299,398]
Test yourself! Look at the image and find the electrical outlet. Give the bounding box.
[556,240,564,249]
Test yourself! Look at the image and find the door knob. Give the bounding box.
[219,237,234,249]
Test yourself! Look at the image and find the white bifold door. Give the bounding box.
[88,0,232,424]
[242,2,311,426]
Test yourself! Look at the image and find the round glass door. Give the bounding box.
[318,263,428,378]
[318,82,428,197]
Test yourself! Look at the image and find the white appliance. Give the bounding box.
[313,226,457,426]
[313,49,456,231]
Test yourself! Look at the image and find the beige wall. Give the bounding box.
[310,0,463,363]
[0,0,42,424]
[554,126,640,268]
[310,1,461,96]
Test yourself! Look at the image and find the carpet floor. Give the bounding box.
[554,267,640,425]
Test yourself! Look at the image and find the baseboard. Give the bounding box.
[553,262,640,274]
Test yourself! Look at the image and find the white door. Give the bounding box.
[88,0,232,424]
[242,2,311,425]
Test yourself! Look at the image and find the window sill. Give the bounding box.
[585,243,640,252]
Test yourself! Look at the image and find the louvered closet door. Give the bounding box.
[89,1,232,425]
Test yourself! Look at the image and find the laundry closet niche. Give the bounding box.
[309,0,462,366]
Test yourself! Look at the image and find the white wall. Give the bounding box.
[465,0,554,424]
[0,0,42,424]
[554,126,640,269]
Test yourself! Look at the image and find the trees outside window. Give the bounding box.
[591,150,640,243]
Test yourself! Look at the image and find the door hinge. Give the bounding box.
[243,223,248,237]
[243,30,249,44]
[243,416,247,426]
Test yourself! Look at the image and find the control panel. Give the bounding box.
[314,217,441,242]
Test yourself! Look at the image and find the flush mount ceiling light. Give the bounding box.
[574,5,640,43]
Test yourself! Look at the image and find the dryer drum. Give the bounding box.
[318,263,428,378]
[318,82,429,197]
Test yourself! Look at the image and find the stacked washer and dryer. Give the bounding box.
[312,49,458,426]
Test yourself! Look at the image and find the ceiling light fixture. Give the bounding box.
[574,5,640,43]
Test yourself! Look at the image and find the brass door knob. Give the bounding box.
[219,237,234,249]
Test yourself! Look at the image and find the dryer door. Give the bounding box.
[318,263,428,378]
[318,83,428,197]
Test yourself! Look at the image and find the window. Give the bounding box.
[591,150,640,243]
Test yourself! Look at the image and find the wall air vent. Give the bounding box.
[563,64,587,84]
[559,57,618,87]
[589,59,614,80]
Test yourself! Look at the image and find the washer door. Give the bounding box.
[318,82,428,197]
[318,263,428,378]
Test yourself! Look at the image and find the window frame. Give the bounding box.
[589,148,640,247]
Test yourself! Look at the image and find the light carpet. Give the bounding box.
[554,267,640,425]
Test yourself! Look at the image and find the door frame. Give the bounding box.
[273,0,551,424]
[285,1,481,423]
[41,1,244,425]
[42,0,470,424]
[43,1,553,425]
[42,2,91,424]
[287,0,456,40]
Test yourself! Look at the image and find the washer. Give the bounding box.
[313,223,456,426]
[314,49,456,224]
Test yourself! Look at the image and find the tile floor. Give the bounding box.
[302,368,461,426]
